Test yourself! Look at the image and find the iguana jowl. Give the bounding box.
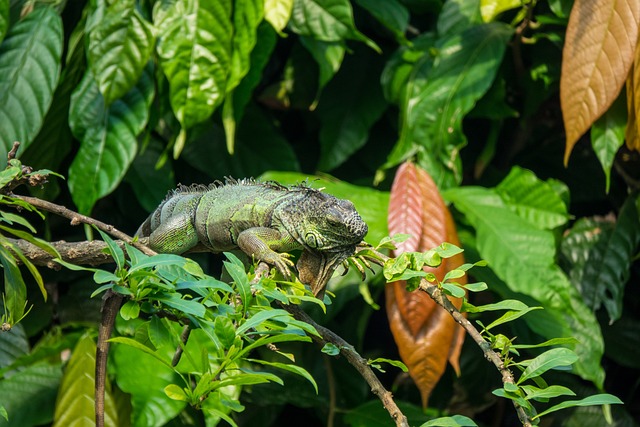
[136,178,368,297]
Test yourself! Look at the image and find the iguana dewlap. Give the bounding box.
[136,178,368,297]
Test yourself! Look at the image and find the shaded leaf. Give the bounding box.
[561,0,640,164]
[299,36,345,97]
[355,0,409,42]
[438,0,482,36]
[68,66,154,214]
[0,244,26,322]
[317,49,387,171]
[383,22,512,189]
[625,43,640,151]
[444,185,605,387]
[87,0,155,104]
[0,7,63,162]
[0,0,8,43]
[591,93,626,192]
[0,363,62,427]
[386,162,465,407]
[533,394,623,420]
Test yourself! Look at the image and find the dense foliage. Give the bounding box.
[0,0,639,426]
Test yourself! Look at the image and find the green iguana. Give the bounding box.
[136,178,368,297]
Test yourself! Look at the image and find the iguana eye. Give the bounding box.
[305,233,322,249]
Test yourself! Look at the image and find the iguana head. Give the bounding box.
[282,190,368,297]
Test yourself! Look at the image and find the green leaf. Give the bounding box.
[444,185,605,387]
[591,93,626,193]
[0,7,63,162]
[518,348,578,384]
[164,384,189,402]
[97,228,125,269]
[236,309,291,335]
[578,194,640,323]
[437,0,482,36]
[483,307,542,331]
[521,384,575,401]
[264,0,293,33]
[442,282,466,298]
[156,294,206,318]
[0,244,26,322]
[223,256,252,310]
[384,22,512,189]
[112,338,185,427]
[321,343,340,355]
[463,299,530,313]
[0,0,8,43]
[354,0,409,43]
[53,334,118,427]
[0,362,62,427]
[368,357,408,372]
[533,394,623,420]
[215,316,236,349]
[128,254,187,273]
[495,167,569,229]
[258,171,390,244]
[109,336,173,369]
[0,323,28,368]
[87,0,155,104]
[480,0,522,22]
[120,300,141,320]
[247,359,318,393]
[317,49,388,171]
[299,36,345,95]
[289,0,380,52]
[154,0,232,134]
[420,415,478,426]
[68,66,154,214]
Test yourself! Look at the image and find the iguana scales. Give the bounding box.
[136,178,368,297]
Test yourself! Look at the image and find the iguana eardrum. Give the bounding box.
[136,178,368,297]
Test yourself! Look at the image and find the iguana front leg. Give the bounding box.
[236,227,298,277]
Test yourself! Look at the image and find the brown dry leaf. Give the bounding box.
[560,0,640,164]
[626,45,640,151]
[386,162,465,408]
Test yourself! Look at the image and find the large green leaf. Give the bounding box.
[87,0,155,105]
[579,194,640,322]
[289,0,379,51]
[317,49,388,171]
[0,0,8,42]
[383,22,512,189]
[495,166,569,229]
[444,185,605,387]
[112,334,185,427]
[437,0,482,36]
[354,0,409,43]
[0,243,26,323]
[154,0,232,132]
[258,171,390,244]
[53,333,118,427]
[68,66,154,214]
[0,362,62,427]
[0,324,28,369]
[0,7,63,163]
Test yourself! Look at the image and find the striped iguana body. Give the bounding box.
[136,178,368,297]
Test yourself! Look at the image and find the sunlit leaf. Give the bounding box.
[87,0,155,104]
[533,394,623,420]
[68,66,154,214]
[53,334,118,426]
[518,348,578,384]
[591,93,626,192]
[561,0,639,164]
[0,7,63,162]
[265,0,293,33]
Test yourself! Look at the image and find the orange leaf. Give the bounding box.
[626,45,640,151]
[560,0,640,164]
[386,162,465,407]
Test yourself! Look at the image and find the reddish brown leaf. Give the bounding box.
[561,0,640,164]
[386,162,465,407]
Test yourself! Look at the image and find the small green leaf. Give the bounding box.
[503,382,520,393]
[483,307,542,331]
[120,300,140,320]
[97,228,125,269]
[464,282,488,292]
[518,348,579,384]
[532,394,623,420]
[156,294,206,318]
[420,415,478,426]
[321,343,340,356]
[0,244,27,322]
[441,282,466,298]
[236,309,291,335]
[215,316,236,349]
[591,93,626,193]
[462,299,530,313]
[264,0,293,33]
[248,359,319,393]
[128,254,187,273]
[164,384,189,402]
[0,405,7,421]
[368,357,408,372]
[521,384,575,401]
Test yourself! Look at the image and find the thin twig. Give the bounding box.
[251,262,409,427]
[368,249,534,427]
[7,193,155,256]
[172,325,191,367]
